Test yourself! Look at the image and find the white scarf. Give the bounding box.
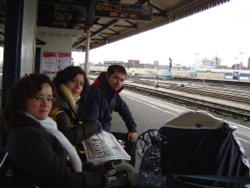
[26,113,82,172]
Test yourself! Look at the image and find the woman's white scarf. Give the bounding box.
[26,113,82,172]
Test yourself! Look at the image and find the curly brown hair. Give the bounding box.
[53,66,89,103]
[3,73,54,127]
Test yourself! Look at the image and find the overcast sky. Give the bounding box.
[73,0,250,67]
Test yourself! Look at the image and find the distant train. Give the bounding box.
[224,71,250,81]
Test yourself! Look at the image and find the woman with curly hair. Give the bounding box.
[3,73,105,188]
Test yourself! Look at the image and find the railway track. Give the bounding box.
[131,79,250,104]
[125,79,250,120]
[158,83,250,104]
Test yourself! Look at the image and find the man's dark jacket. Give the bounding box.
[78,72,137,133]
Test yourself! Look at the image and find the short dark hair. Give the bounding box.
[3,74,54,127]
[107,65,126,76]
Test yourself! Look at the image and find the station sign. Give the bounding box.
[95,2,152,21]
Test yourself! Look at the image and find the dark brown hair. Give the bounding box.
[53,66,89,102]
[3,73,54,127]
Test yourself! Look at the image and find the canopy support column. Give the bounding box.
[84,27,91,75]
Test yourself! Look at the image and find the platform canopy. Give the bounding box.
[0,0,230,51]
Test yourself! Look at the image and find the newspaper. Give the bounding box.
[82,131,131,163]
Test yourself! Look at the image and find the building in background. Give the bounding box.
[104,60,125,67]
[127,60,140,68]
[248,58,250,70]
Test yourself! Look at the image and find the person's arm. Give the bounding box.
[55,111,99,145]
[115,95,138,142]
[77,88,103,130]
[8,128,103,188]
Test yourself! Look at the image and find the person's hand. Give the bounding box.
[128,132,138,143]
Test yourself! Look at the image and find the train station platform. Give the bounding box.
[111,90,250,161]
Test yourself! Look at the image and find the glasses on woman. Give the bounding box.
[33,95,54,102]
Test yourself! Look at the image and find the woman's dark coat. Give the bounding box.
[7,114,102,188]
[51,93,98,145]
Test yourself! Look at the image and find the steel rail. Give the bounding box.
[124,82,250,120]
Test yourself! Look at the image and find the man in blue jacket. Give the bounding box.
[78,64,138,144]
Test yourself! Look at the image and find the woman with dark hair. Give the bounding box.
[51,66,99,147]
[3,73,105,188]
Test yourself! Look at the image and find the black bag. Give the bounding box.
[136,111,250,188]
